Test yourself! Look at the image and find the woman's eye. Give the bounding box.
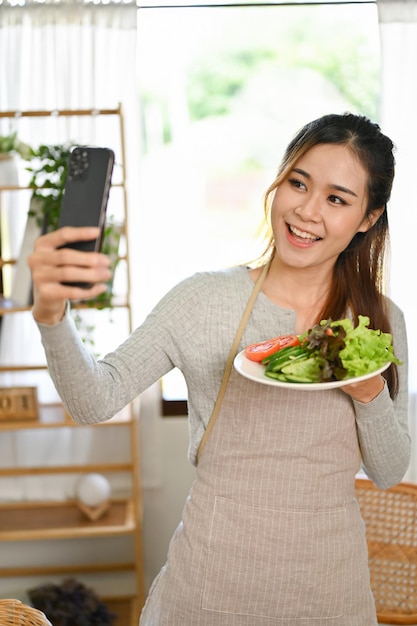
[288,178,306,190]
[328,194,347,206]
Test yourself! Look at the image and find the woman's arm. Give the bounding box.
[352,304,410,488]
[30,227,178,423]
[36,306,177,424]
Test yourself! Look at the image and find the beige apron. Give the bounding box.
[140,267,377,626]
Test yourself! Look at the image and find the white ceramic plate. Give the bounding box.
[233,350,391,390]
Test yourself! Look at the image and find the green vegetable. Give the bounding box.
[263,344,307,368]
[331,315,401,379]
[263,316,401,384]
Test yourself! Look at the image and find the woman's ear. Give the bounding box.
[358,207,385,233]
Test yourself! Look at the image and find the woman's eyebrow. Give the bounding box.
[291,167,358,198]
[330,183,358,198]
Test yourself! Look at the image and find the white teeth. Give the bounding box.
[289,225,320,241]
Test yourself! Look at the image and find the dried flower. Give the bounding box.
[28,578,116,626]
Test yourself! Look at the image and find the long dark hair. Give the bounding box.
[262,112,398,397]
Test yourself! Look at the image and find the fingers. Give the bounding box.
[31,281,108,325]
[341,375,385,403]
[34,226,103,251]
[29,227,111,285]
[30,246,111,287]
[28,227,113,325]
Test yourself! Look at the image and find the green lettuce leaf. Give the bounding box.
[330,315,401,379]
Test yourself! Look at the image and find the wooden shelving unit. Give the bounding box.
[0,499,136,540]
[106,597,139,626]
[0,105,145,625]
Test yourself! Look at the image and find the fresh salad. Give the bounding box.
[244,316,401,384]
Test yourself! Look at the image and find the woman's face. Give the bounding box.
[270,143,376,273]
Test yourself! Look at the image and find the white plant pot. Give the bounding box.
[0,153,19,187]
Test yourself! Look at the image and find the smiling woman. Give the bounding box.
[268,143,376,293]
[134,0,382,405]
[28,109,410,624]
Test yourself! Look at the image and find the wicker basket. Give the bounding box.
[0,599,52,626]
[355,478,417,625]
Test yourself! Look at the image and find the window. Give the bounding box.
[135,0,381,410]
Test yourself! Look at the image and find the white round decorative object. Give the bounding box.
[76,473,111,507]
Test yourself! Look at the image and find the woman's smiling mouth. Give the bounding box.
[288,224,322,242]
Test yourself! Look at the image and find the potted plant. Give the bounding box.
[0,131,33,187]
[28,578,116,626]
[0,131,33,161]
[26,142,74,231]
[26,143,121,277]
[26,141,122,347]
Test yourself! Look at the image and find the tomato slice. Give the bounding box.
[244,334,300,362]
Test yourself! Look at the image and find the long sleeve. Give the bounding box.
[35,273,214,425]
[35,267,411,473]
[35,268,258,443]
[354,302,410,488]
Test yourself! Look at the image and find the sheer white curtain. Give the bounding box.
[378,0,417,481]
[0,0,137,111]
[0,0,139,501]
[0,0,139,205]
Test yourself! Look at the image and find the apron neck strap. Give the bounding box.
[196,261,270,464]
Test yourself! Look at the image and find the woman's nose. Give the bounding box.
[295,197,322,221]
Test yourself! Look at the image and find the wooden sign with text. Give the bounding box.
[0,387,39,422]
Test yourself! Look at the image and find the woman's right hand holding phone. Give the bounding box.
[28,226,112,325]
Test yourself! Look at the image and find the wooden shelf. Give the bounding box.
[0,182,124,193]
[0,106,123,119]
[0,463,133,478]
[0,104,145,614]
[0,403,133,430]
[0,563,136,578]
[0,296,129,315]
[0,500,135,541]
[106,596,139,626]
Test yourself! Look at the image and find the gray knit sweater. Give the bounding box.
[36,266,410,484]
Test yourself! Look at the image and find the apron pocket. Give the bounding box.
[202,496,351,619]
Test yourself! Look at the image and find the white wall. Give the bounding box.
[138,385,195,592]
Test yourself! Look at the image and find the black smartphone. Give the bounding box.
[59,145,115,250]
[58,145,115,287]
